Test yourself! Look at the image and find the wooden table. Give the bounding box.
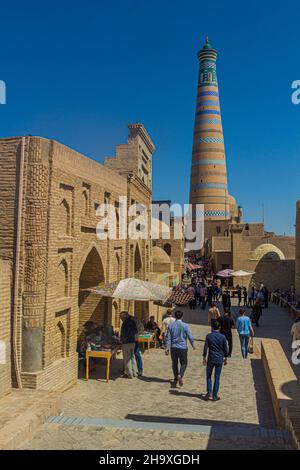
[86,347,120,383]
[136,333,156,353]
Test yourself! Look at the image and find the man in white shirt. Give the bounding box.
[161,309,175,347]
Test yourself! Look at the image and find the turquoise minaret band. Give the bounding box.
[189,37,235,221]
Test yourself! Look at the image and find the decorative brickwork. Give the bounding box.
[0,125,182,392]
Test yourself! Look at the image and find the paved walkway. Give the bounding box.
[20,302,295,450]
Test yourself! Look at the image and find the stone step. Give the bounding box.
[0,389,62,450]
[46,415,291,444]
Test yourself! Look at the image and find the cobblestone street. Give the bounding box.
[20,302,294,450]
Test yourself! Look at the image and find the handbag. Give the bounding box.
[248,336,254,354]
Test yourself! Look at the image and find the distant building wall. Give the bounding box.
[253,259,295,291]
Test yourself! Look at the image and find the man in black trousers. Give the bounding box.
[203,319,228,401]
[165,310,195,388]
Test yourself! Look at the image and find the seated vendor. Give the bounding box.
[145,316,162,347]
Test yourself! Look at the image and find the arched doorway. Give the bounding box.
[78,247,106,336]
[251,243,285,261]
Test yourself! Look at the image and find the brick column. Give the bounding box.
[22,138,50,372]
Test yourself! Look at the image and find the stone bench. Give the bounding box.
[261,339,300,449]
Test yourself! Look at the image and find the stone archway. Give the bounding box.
[251,243,285,261]
[78,247,106,336]
[252,244,288,290]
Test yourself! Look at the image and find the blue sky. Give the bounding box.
[0,0,299,235]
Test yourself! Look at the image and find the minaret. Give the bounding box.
[189,37,237,228]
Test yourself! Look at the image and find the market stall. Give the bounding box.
[81,278,173,381]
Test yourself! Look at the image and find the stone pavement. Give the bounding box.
[20,303,293,450]
[0,389,62,449]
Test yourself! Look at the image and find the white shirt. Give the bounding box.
[162,316,175,333]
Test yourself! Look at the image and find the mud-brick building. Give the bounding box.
[0,124,182,394]
[209,222,295,290]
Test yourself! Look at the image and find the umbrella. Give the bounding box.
[186,263,203,270]
[83,278,171,302]
[232,270,255,276]
[216,269,234,278]
[231,270,255,287]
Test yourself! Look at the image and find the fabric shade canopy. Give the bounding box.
[232,270,255,277]
[167,289,194,305]
[83,277,172,302]
[186,263,203,270]
[216,269,234,278]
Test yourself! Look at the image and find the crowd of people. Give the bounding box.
[118,294,262,401]
[82,256,300,402]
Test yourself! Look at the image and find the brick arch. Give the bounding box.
[251,243,285,261]
[78,245,106,336]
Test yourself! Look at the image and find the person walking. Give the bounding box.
[207,283,214,307]
[120,311,138,378]
[203,319,228,401]
[132,315,145,376]
[237,286,242,307]
[243,287,248,307]
[187,284,196,309]
[251,301,262,327]
[200,284,207,310]
[236,309,254,359]
[263,286,269,309]
[247,287,253,308]
[165,310,195,388]
[208,302,221,325]
[161,309,175,347]
[195,282,201,306]
[220,307,235,357]
[222,290,231,310]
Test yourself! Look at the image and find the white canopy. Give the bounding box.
[216,269,234,278]
[83,277,172,302]
[232,270,255,277]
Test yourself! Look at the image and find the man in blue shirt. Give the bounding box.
[165,310,195,388]
[236,308,254,358]
[203,319,228,401]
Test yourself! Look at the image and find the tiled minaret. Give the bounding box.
[189,37,237,224]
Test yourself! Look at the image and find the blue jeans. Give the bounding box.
[239,334,250,358]
[206,361,223,399]
[134,342,143,372]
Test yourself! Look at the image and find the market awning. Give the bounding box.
[185,263,203,270]
[83,278,171,302]
[216,269,234,278]
[232,270,256,277]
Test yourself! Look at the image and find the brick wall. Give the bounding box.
[0,125,182,392]
[0,260,12,397]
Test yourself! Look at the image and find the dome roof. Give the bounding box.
[152,246,171,264]
[202,36,215,50]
